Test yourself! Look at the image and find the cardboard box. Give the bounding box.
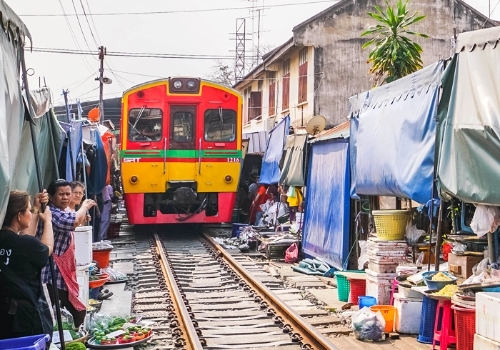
[448,252,483,279]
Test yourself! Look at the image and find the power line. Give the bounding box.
[79,0,99,46]
[70,0,95,54]
[84,0,103,44]
[18,1,336,17]
[57,0,95,73]
[29,47,242,60]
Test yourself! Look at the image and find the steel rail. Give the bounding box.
[154,234,204,350]
[202,232,339,350]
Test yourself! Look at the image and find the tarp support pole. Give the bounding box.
[426,200,434,271]
[21,46,66,350]
[434,202,443,271]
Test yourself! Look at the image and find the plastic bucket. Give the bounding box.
[92,249,112,268]
[370,305,396,332]
[358,296,377,309]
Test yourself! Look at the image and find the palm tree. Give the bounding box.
[361,0,428,85]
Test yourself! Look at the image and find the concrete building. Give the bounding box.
[235,0,497,133]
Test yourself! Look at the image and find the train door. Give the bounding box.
[167,105,197,182]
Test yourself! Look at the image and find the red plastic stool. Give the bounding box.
[390,277,399,305]
[432,300,456,350]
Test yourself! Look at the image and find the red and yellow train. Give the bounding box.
[120,78,242,224]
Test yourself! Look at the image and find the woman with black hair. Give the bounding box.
[0,190,54,339]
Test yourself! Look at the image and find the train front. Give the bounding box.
[120,78,242,224]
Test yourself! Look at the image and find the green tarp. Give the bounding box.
[437,26,500,205]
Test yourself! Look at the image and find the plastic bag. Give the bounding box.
[405,222,426,246]
[102,267,127,282]
[285,243,299,263]
[358,240,368,270]
[471,205,500,237]
[351,307,386,341]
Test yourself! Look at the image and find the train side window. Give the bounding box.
[204,109,236,142]
[172,112,194,142]
[128,108,163,141]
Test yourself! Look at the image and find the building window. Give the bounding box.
[282,59,290,110]
[204,109,236,142]
[248,91,262,121]
[298,48,308,104]
[268,72,276,116]
[128,108,163,141]
[258,79,263,91]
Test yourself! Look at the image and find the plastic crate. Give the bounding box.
[453,305,475,350]
[0,334,51,350]
[417,295,440,344]
[372,210,411,241]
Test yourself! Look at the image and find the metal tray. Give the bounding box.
[105,278,128,285]
[86,334,153,349]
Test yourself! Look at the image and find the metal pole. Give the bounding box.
[98,46,105,124]
[427,200,434,271]
[21,47,65,350]
[63,90,76,180]
[434,202,443,272]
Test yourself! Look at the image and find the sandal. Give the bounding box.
[97,291,114,300]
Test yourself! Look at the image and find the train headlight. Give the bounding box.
[224,175,232,184]
[173,80,182,89]
[187,80,196,89]
[130,176,138,184]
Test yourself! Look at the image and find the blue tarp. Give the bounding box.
[349,61,444,204]
[87,130,108,195]
[259,115,289,184]
[60,121,83,182]
[302,140,350,270]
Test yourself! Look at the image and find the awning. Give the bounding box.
[279,134,307,186]
[243,131,269,154]
[302,139,350,269]
[259,116,290,185]
[437,26,500,205]
[349,61,444,204]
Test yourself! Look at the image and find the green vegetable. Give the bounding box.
[66,343,86,350]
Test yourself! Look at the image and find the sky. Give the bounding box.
[10,0,500,108]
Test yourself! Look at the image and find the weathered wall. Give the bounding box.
[293,0,497,127]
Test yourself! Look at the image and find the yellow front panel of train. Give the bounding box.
[196,162,240,192]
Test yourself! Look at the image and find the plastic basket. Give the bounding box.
[453,305,475,350]
[335,270,364,302]
[370,305,396,332]
[0,334,51,350]
[348,278,366,305]
[417,295,440,344]
[372,210,411,241]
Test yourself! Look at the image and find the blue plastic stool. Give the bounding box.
[418,295,440,344]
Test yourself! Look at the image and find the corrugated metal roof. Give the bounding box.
[309,120,350,143]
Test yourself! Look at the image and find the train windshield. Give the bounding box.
[128,108,163,141]
[204,109,236,142]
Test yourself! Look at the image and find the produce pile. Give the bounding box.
[431,272,453,281]
[432,284,458,297]
[90,316,152,345]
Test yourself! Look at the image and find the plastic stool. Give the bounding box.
[390,277,399,305]
[432,300,456,350]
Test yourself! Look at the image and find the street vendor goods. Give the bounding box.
[88,315,152,347]
[432,284,459,297]
[431,271,453,281]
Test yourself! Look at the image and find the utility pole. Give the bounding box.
[98,46,105,123]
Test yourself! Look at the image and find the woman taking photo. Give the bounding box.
[0,190,54,339]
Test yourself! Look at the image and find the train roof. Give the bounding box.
[123,77,241,97]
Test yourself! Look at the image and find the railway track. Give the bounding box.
[128,227,338,350]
